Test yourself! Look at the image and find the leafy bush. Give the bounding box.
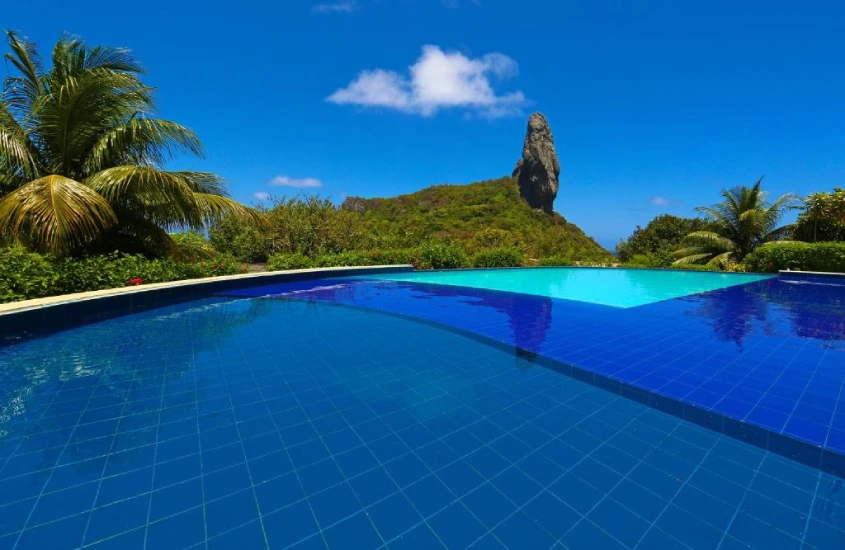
[211,195,370,262]
[418,242,469,270]
[265,249,420,272]
[622,254,664,268]
[169,232,222,262]
[538,256,574,266]
[0,248,246,304]
[311,251,372,268]
[743,242,845,273]
[265,253,313,271]
[0,246,60,302]
[469,228,524,253]
[472,248,523,268]
[673,263,721,272]
[367,249,420,266]
[209,215,272,263]
[617,215,714,266]
[793,187,845,242]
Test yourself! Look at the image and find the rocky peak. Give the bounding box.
[512,112,560,214]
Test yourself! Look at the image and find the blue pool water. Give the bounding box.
[348,268,774,308]
[0,269,843,548]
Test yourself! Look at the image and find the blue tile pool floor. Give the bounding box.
[0,296,843,549]
[224,274,845,469]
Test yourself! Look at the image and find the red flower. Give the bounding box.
[768,262,774,267]
[127,277,144,286]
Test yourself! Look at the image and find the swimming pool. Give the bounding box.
[0,268,843,548]
[349,267,774,308]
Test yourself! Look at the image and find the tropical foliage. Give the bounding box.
[793,187,845,242]
[211,195,367,263]
[213,178,613,265]
[0,31,253,256]
[471,247,523,268]
[674,179,799,268]
[744,241,845,273]
[0,245,244,303]
[616,214,713,267]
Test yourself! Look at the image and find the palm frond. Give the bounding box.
[3,31,43,116]
[86,165,197,203]
[672,251,714,265]
[707,251,735,268]
[0,124,39,180]
[83,118,204,173]
[683,231,737,252]
[0,174,116,254]
[192,193,263,225]
[175,171,226,195]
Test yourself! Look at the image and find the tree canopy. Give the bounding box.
[0,31,253,256]
[674,178,798,267]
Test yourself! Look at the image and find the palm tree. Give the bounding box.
[674,178,798,268]
[0,31,254,256]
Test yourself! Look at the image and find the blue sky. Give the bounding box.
[5,0,845,249]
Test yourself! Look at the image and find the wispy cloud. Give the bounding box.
[311,1,359,14]
[651,196,680,206]
[327,45,526,118]
[269,175,323,188]
[253,191,271,201]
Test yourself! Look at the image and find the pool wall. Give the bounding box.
[0,265,413,345]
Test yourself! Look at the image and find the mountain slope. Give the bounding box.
[346,176,611,262]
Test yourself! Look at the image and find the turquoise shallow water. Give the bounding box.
[349,267,774,308]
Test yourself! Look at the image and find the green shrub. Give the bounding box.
[417,242,469,270]
[169,232,220,262]
[743,242,845,273]
[673,263,721,272]
[616,215,713,264]
[469,228,524,253]
[265,253,313,271]
[367,249,420,266]
[0,247,60,302]
[538,256,574,266]
[472,248,523,268]
[622,254,663,268]
[311,251,372,268]
[0,248,246,304]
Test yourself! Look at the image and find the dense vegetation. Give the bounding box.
[0,32,252,257]
[673,179,798,268]
[4,33,844,304]
[616,215,714,268]
[792,187,845,242]
[211,178,613,268]
[350,178,611,261]
[0,245,244,303]
[618,182,845,273]
[744,242,845,273]
[0,33,256,303]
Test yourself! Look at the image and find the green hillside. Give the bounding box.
[350,176,611,262]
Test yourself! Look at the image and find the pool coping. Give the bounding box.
[0,265,413,343]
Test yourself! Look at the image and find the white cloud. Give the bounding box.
[269,175,323,188]
[651,196,672,205]
[253,192,271,201]
[327,45,526,118]
[312,1,359,14]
